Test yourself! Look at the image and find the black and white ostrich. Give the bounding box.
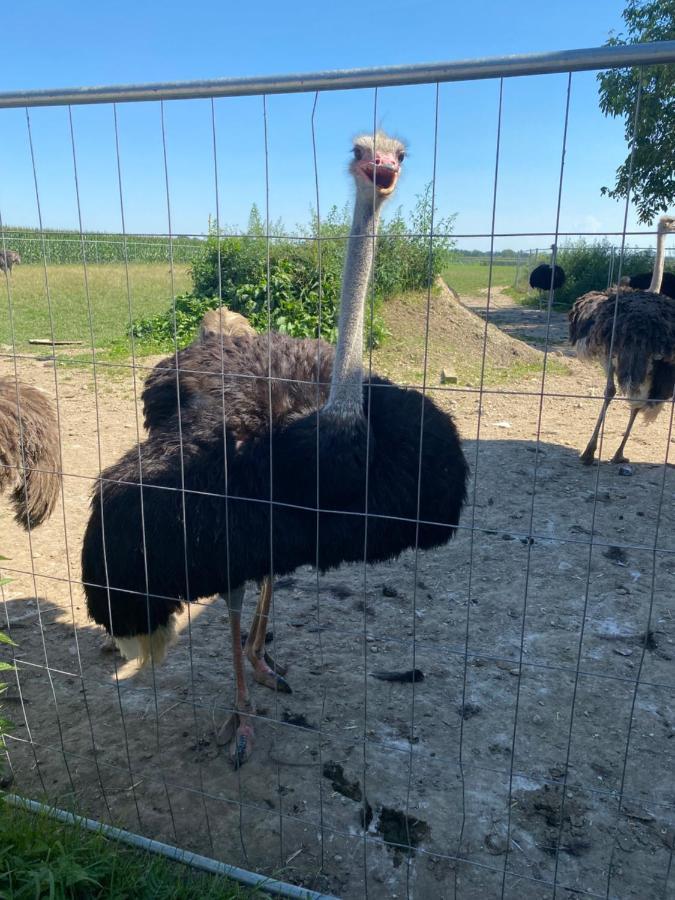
[569,215,675,464]
[82,131,469,766]
[0,378,61,528]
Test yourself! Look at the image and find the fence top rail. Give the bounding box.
[1,41,674,109]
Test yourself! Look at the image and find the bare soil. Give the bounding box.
[1,291,674,899]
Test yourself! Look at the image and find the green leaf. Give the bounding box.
[0,633,17,647]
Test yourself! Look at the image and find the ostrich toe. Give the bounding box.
[249,651,292,693]
[611,452,630,464]
[217,706,255,768]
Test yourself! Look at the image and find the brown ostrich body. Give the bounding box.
[569,215,675,464]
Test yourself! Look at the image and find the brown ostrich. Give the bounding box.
[569,215,675,464]
[0,378,61,528]
[0,251,21,275]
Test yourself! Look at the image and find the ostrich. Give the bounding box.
[146,305,286,692]
[625,270,675,300]
[0,378,61,528]
[82,131,469,766]
[0,251,21,275]
[529,262,566,296]
[198,307,255,341]
[569,215,675,464]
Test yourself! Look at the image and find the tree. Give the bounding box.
[597,0,675,224]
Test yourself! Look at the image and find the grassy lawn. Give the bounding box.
[0,798,255,899]
[0,264,191,355]
[441,262,520,296]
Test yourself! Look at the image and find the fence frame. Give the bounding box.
[2,38,675,900]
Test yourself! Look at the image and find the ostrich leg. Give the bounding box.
[580,365,617,465]
[217,585,256,767]
[611,407,639,464]
[244,577,291,693]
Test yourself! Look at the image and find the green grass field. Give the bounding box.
[0,264,191,355]
[1,261,522,365]
[441,262,519,296]
[0,798,253,899]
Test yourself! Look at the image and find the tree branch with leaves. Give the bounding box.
[597,0,675,224]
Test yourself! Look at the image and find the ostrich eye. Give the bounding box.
[353,146,363,160]
[397,150,405,163]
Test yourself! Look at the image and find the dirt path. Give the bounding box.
[1,320,674,898]
[462,287,571,357]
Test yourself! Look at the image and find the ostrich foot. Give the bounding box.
[579,449,597,466]
[611,452,630,464]
[246,647,291,693]
[217,702,255,768]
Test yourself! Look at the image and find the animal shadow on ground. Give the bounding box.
[1,436,674,899]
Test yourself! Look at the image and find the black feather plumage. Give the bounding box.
[529,264,566,292]
[82,333,468,641]
[628,271,675,300]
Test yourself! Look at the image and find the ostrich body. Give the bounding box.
[0,251,21,274]
[0,378,61,528]
[626,270,675,300]
[569,215,675,464]
[529,263,566,293]
[82,132,468,765]
[145,306,287,693]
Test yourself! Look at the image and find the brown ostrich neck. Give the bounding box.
[324,195,382,418]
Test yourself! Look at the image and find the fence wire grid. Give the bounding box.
[1,43,674,900]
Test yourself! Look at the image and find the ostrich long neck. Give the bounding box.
[324,194,381,416]
[649,228,667,293]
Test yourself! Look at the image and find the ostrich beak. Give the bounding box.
[358,155,401,195]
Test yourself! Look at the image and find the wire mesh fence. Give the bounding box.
[1,43,674,900]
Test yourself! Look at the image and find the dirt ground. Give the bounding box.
[1,289,674,899]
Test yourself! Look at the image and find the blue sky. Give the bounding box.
[0,0,655,250]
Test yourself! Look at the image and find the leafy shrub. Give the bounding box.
[131,185,455,350]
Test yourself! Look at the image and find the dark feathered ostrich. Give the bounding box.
[0,378,61,528]
[82,131,469,766]
[143,305,286,693]
[569,215,675,464]
[529,262,566,296]
[625,270,675,299]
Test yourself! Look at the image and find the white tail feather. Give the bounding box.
[113,621,177,668]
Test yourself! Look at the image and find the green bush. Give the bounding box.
[530,240,665,308]
[131,185,455,350]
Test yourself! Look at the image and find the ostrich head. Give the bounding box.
[649,214,675,293]
[657,215,675,235]
[350,131,406,203]
[323,130,405,417]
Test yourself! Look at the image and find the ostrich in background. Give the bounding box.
[0,378,61,528]
[0,251,21,275]
[569,215,675,464]
[82,131,468,766]
[625,270,675,299]
[529,260,566,303]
